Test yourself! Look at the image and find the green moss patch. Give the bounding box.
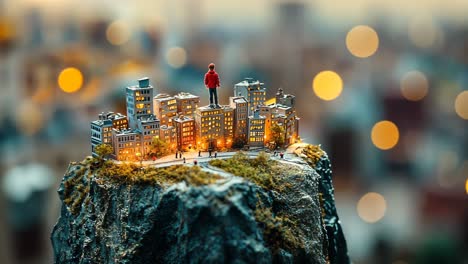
[302,144,324,167]
[209,152,300,192]
[63,163,91,215]
[97,161,221,186]
[255,201,303,253]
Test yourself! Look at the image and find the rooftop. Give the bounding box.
[127,77,153,90]
[174,92,199,99]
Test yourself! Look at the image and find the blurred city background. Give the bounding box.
[1,0,467,263]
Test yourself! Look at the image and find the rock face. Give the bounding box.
[51,148,349,263]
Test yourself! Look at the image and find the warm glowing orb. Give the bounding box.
[346,25,379,58]
[312,70,343,101]
[400,71,429,101]
[371,120,399,150]
[455,91,468,120]
[58,67,83,93]
[357,192,387,223]
[106,20,131,46]
[166,47,187,68]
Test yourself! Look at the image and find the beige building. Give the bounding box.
[112,130,141,161]
[137,116,160,157]
[159,125,177,151]
[195,106,224,150]
[153,93,177,127]
[175,92,200,117]
[173,115,196,151]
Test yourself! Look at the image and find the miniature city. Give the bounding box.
[91,76,300,161]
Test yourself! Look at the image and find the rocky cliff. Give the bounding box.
[51,145,349,263]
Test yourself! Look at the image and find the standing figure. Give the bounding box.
[183,157,186,164]
[175,152,178,159]
[204,63,220,108]
[214,151,217,158]
[198,150,202,157]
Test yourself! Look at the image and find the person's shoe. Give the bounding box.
[209,104,214,108]
[216,104,221,108]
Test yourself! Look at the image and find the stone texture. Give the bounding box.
[51,150,349,264]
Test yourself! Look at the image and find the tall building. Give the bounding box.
[153,93,177,126]
[175,92,200,117]
[222,106,234,148]
[126,77,154,129]
[233,78,266,115]
[258,105,273,142]
[195,106,223,150]
[173,115,196,151]
[248,109,266,147]
[229,96,248,145]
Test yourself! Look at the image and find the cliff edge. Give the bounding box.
[51,145,349,263]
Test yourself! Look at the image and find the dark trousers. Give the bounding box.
[209,88,218,105]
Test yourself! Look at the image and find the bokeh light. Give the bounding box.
[454,91,468,120]
[16,101,44,136]
[58,67,83,93]
[106,20,131,46]
[312,70,343,101]
[357,192,387,223]
[346,25,379,58]
[166,47,187,68]
[400,71,429,101]
[465,178,468,195]
[371,120,399,150]
[408,17,443,49]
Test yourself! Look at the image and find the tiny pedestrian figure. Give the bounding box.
[179,151,183,159]
[183,157,186,164]
[273,151,277,156]
[198,150,202,157]
[194,160,198,165]
[209,149,212,157]
[214,151,217,158]
[204,63,221,108]
[280,152,284,159]
[175,152,178,159]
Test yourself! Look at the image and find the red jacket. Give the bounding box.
[204,70,220,89]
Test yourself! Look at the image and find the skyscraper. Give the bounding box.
[126,77,154,129]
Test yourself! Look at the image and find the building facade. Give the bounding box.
[248,110,266,147]
[229,96,248,145]
[153,93,177,127]
[195,106,223,150]
[233,78,266,115]
[175,92,200,117]
[126,78,154,129]
[173,115,196,151]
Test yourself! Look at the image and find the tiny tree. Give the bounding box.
[95,144,114,160]
[151,136,168,158]
[271,123,285,149]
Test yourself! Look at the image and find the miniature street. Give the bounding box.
[115,143,309,170]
